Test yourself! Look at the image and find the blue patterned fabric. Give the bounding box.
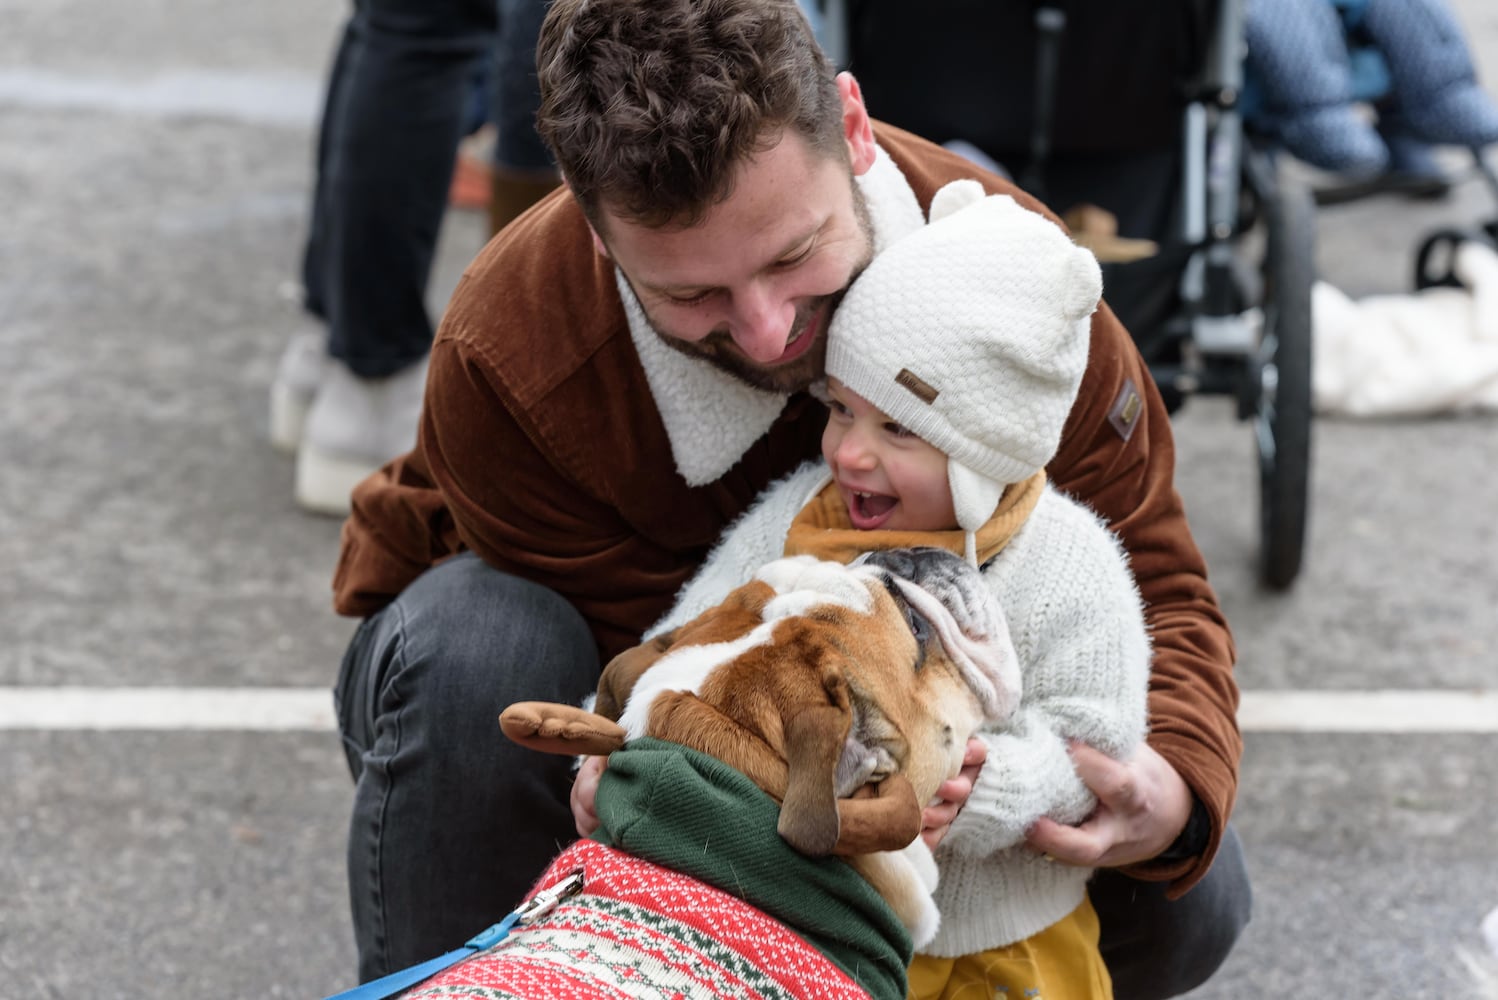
[1243,0,1498,173]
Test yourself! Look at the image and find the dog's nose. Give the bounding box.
[856,546,972,587]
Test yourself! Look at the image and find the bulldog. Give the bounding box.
[412,549,1020,1000]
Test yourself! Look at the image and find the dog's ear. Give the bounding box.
[777,665,853,857]
[499,701,626,756]
[596,628,679,720]
[831,774,923,855]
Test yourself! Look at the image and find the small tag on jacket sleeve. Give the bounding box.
[1108,378,1142,443]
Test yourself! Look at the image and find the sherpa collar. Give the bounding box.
[618,144,928,486]
[592,737,914,1000]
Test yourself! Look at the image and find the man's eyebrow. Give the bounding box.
[646,278,717,297]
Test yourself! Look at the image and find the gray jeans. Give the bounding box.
[334,552,1252,996]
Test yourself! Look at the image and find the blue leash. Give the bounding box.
[322,869,585,1000]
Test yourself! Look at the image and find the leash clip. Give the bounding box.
[514,868,586,926]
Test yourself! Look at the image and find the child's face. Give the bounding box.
[821,378,958,532]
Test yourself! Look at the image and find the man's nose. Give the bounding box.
[728,282,795,362]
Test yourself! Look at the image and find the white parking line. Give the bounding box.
[0,68,320,127]
[0,687,336,731]
[0,687,1494,733]
[1237,690,1498,733]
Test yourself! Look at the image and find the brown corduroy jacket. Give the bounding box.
[332,123,1240,894]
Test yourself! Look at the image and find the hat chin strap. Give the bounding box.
[948,461,1005,567]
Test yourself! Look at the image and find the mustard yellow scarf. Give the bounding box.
[783,471,1046,566]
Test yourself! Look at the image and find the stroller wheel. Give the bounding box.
[1249,154,1315,591]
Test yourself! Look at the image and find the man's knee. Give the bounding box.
[1092,825,1253,1000]
[335,553,602,768]
[399,552,599,687]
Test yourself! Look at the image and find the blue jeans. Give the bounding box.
[301,0,501,378]
[334,552,601,982]
[1093,826,1253,1000]
[334,553,1252,995]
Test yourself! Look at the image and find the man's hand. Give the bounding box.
[571,755,607,838]
[1025,742,1193,867]
[920,738,986,849]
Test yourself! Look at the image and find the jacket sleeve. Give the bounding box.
[335,334,696,662]
[943,505,1152,858]
[1047,301,1241,895]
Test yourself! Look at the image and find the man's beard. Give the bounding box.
[645,182,876,395]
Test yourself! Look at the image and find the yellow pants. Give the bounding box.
[906,898,1112,1000]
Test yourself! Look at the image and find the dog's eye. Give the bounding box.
[905,606,931,670]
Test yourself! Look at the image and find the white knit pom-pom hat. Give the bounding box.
[825,179,1103,562]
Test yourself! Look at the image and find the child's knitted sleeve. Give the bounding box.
[941,494,1152,858]
[644,461,826,639]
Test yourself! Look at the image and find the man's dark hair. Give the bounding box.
[536,0,845,230]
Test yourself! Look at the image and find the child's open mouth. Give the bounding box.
[848,489,898,529]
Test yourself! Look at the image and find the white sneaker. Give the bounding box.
[294,355,430,516]
[269,328,330,453]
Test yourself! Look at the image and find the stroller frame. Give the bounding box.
[1146,0,1314,589]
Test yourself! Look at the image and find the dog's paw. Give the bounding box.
[907,894,942,950]
[847,850,943,949]
[499,702,626,756]
[887,845,942,947]
[901,839,940,894]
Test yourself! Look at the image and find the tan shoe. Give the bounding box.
[488,168,561,237]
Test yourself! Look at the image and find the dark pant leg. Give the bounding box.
[301,20,356,322]
[489,0,553,173]
[333,552,601,982]
[1092,826,1253,1000]
[310,0,497,377]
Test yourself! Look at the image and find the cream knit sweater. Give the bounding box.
[647,460,1151,957]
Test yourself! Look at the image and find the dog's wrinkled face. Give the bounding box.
[823,550,1020,806]
[606,551,1019,857]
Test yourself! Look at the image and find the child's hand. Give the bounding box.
[1024,742,1193,866]
[919,737,986,849]
[571,755,608,837]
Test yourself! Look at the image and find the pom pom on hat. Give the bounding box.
[825,182,1103,558]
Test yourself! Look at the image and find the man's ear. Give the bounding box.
[570,178,612,259]
[837,72,878,177]
[587,221,611,260]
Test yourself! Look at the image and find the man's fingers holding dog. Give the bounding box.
[920,737,986,849]
[572,755,608,838]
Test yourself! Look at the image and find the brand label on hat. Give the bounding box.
[1108,379,1142,442]
[896,368,939,404]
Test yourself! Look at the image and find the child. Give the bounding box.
[644,180,1152,999]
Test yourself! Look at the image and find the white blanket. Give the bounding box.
[1313,240,1498,416]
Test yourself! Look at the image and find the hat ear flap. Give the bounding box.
[949,459,1005,532]
[928,179,990,223]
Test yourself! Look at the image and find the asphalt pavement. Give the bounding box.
[2,1,1496,997]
